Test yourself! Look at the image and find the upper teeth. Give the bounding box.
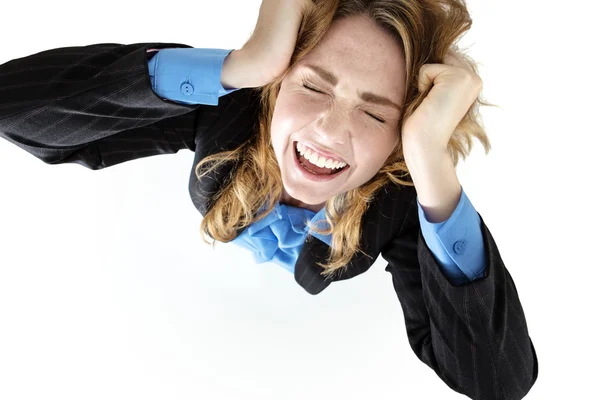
[296,142,347,170]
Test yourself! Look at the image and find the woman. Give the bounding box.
[0,0,538,398]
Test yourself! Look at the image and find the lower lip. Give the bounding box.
[292,141,349,182]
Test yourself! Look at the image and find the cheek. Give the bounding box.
[354,134,398,170]
[270,98,298,157]
[271,94,318,136]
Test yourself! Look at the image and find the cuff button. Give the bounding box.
[180,83,194,96]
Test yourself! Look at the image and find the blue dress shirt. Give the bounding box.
[147,47,486,284]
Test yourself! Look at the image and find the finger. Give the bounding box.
[417,64,448,93]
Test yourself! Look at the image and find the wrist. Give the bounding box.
[404,145,454,185]
[221,48,262,89]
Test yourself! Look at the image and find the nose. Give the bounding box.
[313,104,351,146]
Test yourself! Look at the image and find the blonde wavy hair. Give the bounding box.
[195,0,496,279]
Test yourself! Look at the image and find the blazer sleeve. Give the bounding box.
[0,42,243,170]
[380,194,538,400]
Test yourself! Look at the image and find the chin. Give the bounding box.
[281,184,323,207]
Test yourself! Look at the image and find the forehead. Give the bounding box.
[294,15,406,101]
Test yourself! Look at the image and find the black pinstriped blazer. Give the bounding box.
[0,42,538,399]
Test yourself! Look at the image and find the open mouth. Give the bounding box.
[293,141,350,176]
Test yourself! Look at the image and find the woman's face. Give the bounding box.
[270,14,407,212]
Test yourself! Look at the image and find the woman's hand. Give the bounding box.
[401,47,483,156]
[231,0,313,87]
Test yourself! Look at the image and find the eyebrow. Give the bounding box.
[301,64,402,112]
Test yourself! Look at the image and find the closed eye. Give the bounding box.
[365,112,386,123]
[302,82,387,124]
[302,83,325,94]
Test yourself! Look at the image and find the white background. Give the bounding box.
[0,0,597,399]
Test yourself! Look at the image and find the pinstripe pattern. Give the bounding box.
[0,43,537,399]
[381,195,538,399]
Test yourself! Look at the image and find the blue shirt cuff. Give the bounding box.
[417,186,487,283]
[147,48,241,105]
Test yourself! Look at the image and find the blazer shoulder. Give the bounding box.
[295,181,417,293]
[365,181,418,247]
[193,87,263,161]
[188,87,263,216]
